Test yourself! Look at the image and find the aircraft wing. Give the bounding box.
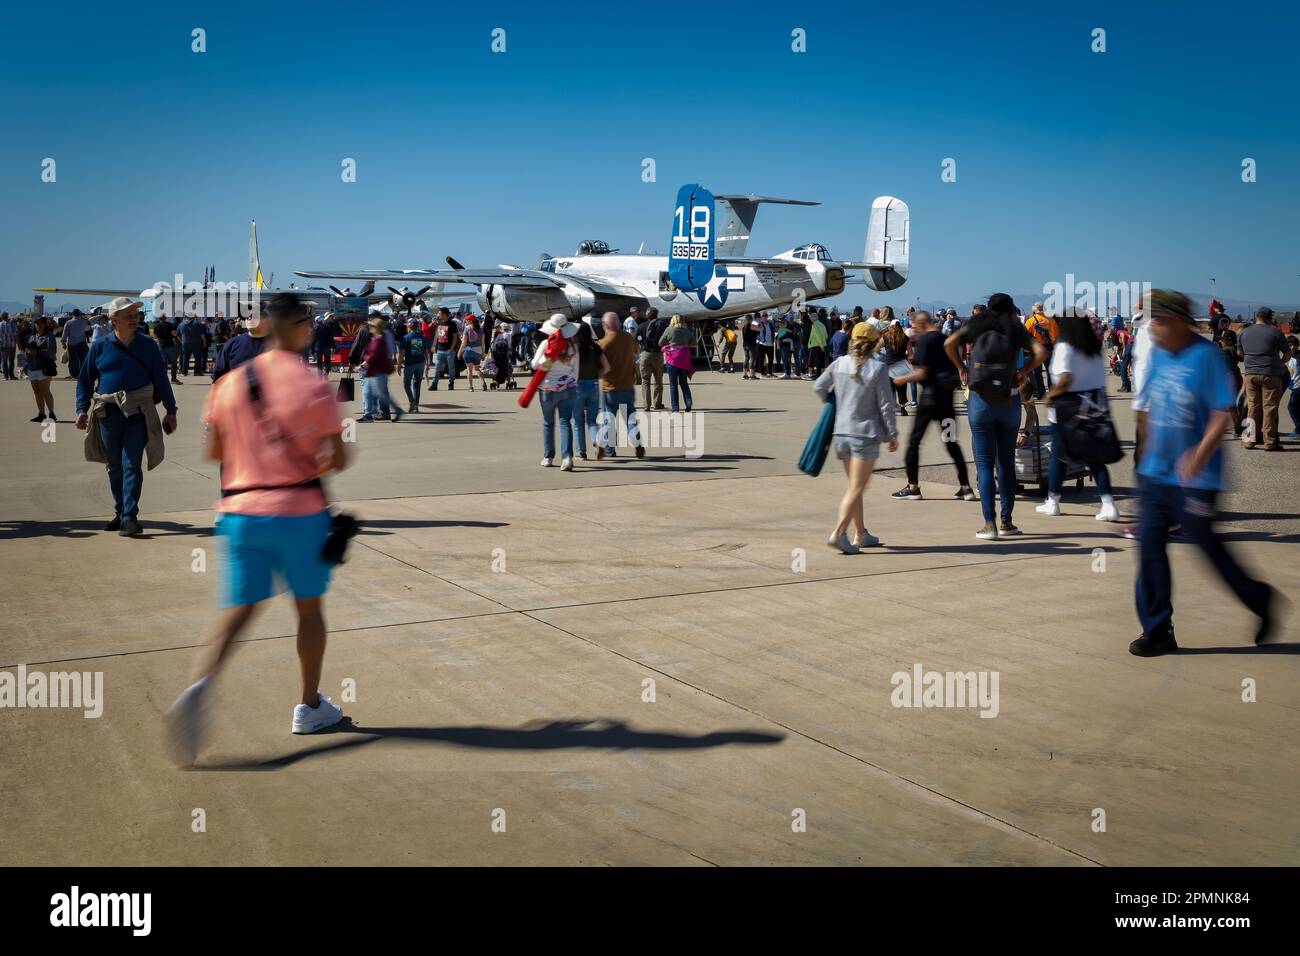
[296,268,561,290]
[715,257,804,269]
[33,287,156,297]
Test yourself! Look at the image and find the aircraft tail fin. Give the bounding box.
[845,196,909,291]
[713,194,819,257]
[249,220,266,290]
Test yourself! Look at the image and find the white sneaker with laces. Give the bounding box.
[560,457,573,471]
[1035,498,1062,516]
[292,692,345,734]
[852,531,881,548]
[1096,502,1121,522]
[165,677,211,766]
[540,457,554,468]
[827,533,860,555]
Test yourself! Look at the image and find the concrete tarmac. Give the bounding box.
[1,366,1297,865]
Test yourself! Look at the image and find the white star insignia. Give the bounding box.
[702,270,727,304]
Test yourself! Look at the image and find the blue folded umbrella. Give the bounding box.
[798,392,836,477]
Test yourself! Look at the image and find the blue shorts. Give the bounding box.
[834,436,880,461]
[462,348,482,365]
[215,510,333,608]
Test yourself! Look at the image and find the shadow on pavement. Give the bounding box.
[196,718,785,771]
[0,519,210,540]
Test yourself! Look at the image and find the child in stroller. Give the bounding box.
[487,318,517,390]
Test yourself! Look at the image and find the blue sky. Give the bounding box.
[2,0,1297,310]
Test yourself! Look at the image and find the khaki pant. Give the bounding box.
[639,352,664,409]
[1243,373,1283,447]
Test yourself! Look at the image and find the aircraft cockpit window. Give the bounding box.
[540,259,557,273]
[815,244,831,261]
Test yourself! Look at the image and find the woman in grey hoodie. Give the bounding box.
[813,321,898,553]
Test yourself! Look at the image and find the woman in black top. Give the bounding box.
[24,317,59,422]
[571,323,609,460]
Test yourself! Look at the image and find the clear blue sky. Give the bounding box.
[2,0,1297,310]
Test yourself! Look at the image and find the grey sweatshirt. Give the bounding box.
[812,354,898,441]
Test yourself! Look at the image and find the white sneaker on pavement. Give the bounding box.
[292,693,345,734]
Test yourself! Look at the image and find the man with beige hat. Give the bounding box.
[75,297,178,536]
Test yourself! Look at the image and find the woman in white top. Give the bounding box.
[1037,309,1120,521]
[530,313,580,470]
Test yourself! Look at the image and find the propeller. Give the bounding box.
[446,256,466,270]
[387,285,432,313]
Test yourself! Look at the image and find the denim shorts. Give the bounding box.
[215,510,333,608]
[834,436,880,461]
[462,348,482,365]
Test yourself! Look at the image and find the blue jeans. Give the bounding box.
[68,342,89,378]
[1288,388,1300,435]
[1135,478,1269,638]
[430,350,457,385]
[968,391,1020,524]
[666,364,692,411]
[600,388,642,453]
[402,364,423,406]
[363,372,392,418]
[779,343,793,376]
[539,388,576,459]
[572,379,601,454]
[161,345,178,378]
[98,405,147,520]
[1048,421,1113,496]
[1,347,14,379]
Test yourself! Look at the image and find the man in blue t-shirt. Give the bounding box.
[1129,290,1278,657]
[398,324,427,412]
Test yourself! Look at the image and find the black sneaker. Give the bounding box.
[1256,585,1280,645]
[953,487,976,501]
[635,445,646,459]
[891,486,923,500]
[103,517,122,532]
[1129,630,1178,657]
[119,518,142,537]
[429,384,438,391]
[999,522,1022,536]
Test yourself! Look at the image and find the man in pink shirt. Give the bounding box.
[166,293,352,764]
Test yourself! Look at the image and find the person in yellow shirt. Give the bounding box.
[1025,301,1058,398]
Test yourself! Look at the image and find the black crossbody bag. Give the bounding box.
[220,363,359,564]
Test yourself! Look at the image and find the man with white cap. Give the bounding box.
[75,297,178,536]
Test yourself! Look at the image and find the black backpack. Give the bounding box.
[968,318,1016,403]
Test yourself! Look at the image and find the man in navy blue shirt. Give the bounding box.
[75,298,178,536]
[1130,290,1279,656]
[210,309,269,381]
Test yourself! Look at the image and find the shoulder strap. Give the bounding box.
[219,362,326,498]
[111,337,154,375]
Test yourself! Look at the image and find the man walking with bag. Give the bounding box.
[166,292,353,764]
[75,297,177,536]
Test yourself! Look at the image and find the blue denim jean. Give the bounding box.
[98,404,147,520]
[363,372,392,418]
[600,388,641,453]
[666,364,692,411]
[572,379,601,454]
[430,350,457,384]
[161,345,178,378]
[1135,477,1269,638]
[539,388,576,460]
[402,364,423,406]
[1288,387,1300,435]
[967,391,1020,524]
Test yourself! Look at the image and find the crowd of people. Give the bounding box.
[2,284,1290,760]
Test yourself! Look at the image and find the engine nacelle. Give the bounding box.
[477,281,596,324]
[862,267,907,292]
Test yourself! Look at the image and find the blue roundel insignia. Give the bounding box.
[697,265,739,310]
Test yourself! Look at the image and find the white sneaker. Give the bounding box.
[1096,502,1121,522]
[1035,499,1062,516]
[827,533,860,555]
[165,677,210,766]
[292,693,345,734]
[560,457,573,471]
[852,531,881,548]
[540,457,553,468]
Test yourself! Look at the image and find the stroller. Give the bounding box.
[486,321,518,390]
